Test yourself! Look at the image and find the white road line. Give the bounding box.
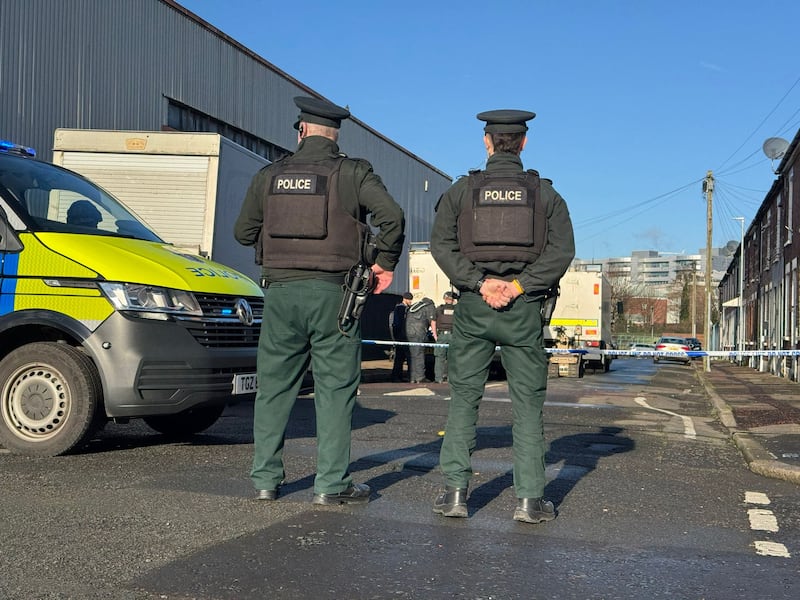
[745,491,770,505]
[384,388,437,397]
[754,541,791,558]
[744,493,790,557]
[748,508,779,532]
[634,396,697,439]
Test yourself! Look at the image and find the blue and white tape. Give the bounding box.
[363,339,800,358]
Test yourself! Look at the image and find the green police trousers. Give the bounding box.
[434,330,452,382]
[439,291,548,498]
[250,279,362,495]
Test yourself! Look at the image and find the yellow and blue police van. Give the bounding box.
[0,140,263,456]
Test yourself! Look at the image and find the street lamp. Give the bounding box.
[734,217,745,362]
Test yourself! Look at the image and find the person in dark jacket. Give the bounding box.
[405,295,435,383]
[431,291,456,383]
[429,109,575,523]
[234,96,405,505]
[390,292,413,381]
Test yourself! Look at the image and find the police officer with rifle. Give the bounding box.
[234,96,404,505]
[429,109,574,523]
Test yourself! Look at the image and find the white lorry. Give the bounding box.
[52,129,270,283]
[544,269,615,376]
[408,241,453,302]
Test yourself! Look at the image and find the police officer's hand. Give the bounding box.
[371,264,394,294]
[502,280,523,302]
[480,278,514,309]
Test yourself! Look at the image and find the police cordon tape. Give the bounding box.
[363,339,800,358]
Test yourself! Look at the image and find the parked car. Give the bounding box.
[684,337,702,351]
[653,337,691,365]
[628,342,654,358]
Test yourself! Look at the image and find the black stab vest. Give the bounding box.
[261,157,363,271]
[458,169,547,263]
[436,306,455,331]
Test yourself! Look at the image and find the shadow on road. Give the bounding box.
[469,426,635,512]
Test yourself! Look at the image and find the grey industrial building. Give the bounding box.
[0,0,452,295]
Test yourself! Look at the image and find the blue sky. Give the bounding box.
[179,0,800,260]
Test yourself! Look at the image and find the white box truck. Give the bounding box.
[545,269,615,375]
[408,241,453,302]
[52,129,269,283]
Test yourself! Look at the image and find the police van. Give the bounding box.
[0,140,263,456]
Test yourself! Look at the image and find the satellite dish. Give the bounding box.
[762,137,789,160]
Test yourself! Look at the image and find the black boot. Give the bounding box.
[312,483,371,505]
[432,486,468,518]
[513,497,556,523]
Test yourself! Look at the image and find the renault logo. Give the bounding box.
[234,298,254,326]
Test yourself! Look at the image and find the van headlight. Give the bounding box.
[99,282,202,320]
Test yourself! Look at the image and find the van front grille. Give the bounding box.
[179,294,263,348]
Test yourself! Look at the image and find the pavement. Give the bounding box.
[362,354,800,485]
[696,359,800,485]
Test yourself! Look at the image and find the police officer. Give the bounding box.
[405,295,435,383]
[431,291,456,383]
[429,109,575,523]
[390,292,413,381]
[234,96,405,504]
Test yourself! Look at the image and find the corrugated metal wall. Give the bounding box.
[0,0,452,292]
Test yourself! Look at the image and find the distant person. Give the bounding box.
[405,295,435,384]
[234,96,405,505]
[430,109,575,523]
[390,292,413,382]
[66,200,102,228]
[431,291,456,383]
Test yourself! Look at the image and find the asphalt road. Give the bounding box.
[1,359,799,599]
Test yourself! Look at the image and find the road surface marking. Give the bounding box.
[744,493,790,557]
[754,541,791,557]
[634,396,696,439]
[384,388,436,397]
[748,508,779,532]
[745,491,770,505]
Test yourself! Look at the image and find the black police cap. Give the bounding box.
[476,109,536,134]
[293,96,350,130]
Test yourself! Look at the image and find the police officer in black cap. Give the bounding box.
[429,109,574,523]
[235,96,405,505]
[431,291,456,383]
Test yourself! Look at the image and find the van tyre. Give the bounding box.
[0,342,102,456]
[143,404,225,438]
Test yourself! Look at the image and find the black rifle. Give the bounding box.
[337,233,378,331]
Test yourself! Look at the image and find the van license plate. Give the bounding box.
[233,373,258,394]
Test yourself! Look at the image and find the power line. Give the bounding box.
[574,178,703,228]
[716,73,800,172]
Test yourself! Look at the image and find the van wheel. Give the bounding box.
[143,404,225,438]
[0,342,102,456]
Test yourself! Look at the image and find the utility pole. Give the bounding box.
[703,171,714,372]
[691,267,696,337]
